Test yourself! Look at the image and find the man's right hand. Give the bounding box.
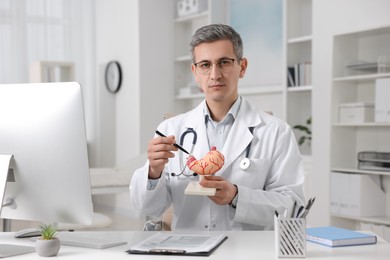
[147,134,178,179]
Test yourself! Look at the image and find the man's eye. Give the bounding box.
[199,63,211,69]
[220,59,232,65]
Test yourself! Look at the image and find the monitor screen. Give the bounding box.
[0,82,93,226]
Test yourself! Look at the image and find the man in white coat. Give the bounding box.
[130,24,305,231]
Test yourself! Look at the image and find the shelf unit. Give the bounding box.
[330,26,390,227]
[284,0,313,156]
[172,0,227,113]
[29,61,75,83]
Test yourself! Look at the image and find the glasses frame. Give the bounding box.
[194,58,238,75]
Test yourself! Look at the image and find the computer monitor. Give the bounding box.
[0,82,93,228]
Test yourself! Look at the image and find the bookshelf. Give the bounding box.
[172,0,227,113]
[330,26,390,227]
[284,0,313,156]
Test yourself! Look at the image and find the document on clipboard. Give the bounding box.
[126,232,228,256]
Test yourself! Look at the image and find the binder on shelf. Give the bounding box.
[330,172,385,217]
[306,226,377,247]
[375,78,390,123]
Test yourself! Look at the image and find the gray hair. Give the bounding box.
[189,24,243,63]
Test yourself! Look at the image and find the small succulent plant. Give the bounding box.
[39,224,57,240]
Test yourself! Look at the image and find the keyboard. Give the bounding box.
[57,233,127,249]
[0,244,35,257]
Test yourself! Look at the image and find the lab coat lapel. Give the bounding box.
[220,118,252,173]
[219,98,261,174]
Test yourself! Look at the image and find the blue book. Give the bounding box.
[306,226,377,247]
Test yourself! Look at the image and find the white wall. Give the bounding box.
[93,0,174,216]
[309,0,390,227]
[94,0,174,167]
[138,0,175,152]
[95,0,140,167]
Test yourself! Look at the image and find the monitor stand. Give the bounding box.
[0,154,13,216]
[0,155,34,257]
[0,154,13,231]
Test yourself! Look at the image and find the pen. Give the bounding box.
[295,205,304,218]
[291,200,297,218]
[155,130,190,154]
[300,197,315,218]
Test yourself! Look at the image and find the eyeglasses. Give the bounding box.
[194,58,237,75]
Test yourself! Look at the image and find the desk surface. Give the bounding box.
[1,230,389,259]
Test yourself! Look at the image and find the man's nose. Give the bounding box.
[209,64,222,79]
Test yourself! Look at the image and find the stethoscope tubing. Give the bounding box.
[172,126,255,176]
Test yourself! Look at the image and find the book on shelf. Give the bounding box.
[306,226,377,247]
[287,67,295,87]
[289,62,312,87]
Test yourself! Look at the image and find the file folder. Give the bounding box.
[126,232,228,256]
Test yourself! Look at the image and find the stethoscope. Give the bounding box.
[170,126,255,177]
[171,128,198,177]
[239,126,255,170]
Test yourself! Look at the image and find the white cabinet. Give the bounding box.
[173,0,227,113]
[284,0,313,156]
[330,26,390,227]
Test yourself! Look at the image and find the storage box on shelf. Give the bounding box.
[177,0,207,18]
[338,102,374,124]
[331,26,390,227]
[375,78,390,123]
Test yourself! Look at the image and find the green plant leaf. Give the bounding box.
[39,224,57,240]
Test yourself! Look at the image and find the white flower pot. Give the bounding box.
[35,237,61,257]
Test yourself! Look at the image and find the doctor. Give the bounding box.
[130,24,305,231]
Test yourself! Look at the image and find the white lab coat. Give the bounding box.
[130,97,305,231]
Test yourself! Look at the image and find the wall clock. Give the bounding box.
[105,61,122,93]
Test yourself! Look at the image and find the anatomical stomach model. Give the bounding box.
[184,146,225,196]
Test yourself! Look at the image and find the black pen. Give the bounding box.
[301,197,315,218]
[155,130,190,154]
[295,205,304,218]
[291,200,297,218]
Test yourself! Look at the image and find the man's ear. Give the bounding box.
[192,64,200,83]
[239,58,248,78]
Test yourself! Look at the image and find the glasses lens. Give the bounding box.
[196,59,235,75]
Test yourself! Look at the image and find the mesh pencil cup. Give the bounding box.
[274,216,306,258]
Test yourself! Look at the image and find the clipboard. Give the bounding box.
[126,233,228,256]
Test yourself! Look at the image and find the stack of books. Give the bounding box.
[287,62,312,87]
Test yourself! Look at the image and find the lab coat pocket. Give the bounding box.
[231,158,270,188]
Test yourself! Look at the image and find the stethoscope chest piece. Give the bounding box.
[240,158,251,170]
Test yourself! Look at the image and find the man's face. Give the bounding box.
[191,40,247,104]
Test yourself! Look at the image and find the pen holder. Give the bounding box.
[274,216,306,258]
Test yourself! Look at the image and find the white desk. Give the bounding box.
[1,230,390,259]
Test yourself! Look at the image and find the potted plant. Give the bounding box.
[293,116,312,147]
[35,224,61,257]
